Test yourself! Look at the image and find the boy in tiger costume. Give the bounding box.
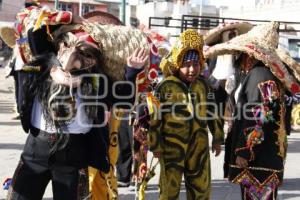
[148,29,224,200]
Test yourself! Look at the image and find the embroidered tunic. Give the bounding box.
[228,65,286,199]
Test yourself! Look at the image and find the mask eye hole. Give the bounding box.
[63,41,69,48]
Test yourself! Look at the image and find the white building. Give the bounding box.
[220,0,300,23]
[0,0,24,24]
[95,0,120,18]
[128,0,219,39]
[219,0,300,58]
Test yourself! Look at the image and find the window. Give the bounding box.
[130,17,139,28]
[58,3,72,12]
[82,5,95,15]
[289,39,300,60]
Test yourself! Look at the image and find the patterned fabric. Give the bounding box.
[135,37,161,93]
[89,166,118,200]
[83,23,150,81]
[148,75,224,199]
[292,103,300,129]
[183,50,199,62]
[228,66,286,200]
[132,115,149,184]
[285,92,300,106]
[160,29,205,77]
[235,79,285,161]
[258,80,287,159]
[15,6,72,64]
[89,110,122,200]
[72,30,98,49]
[232,168,280,200]
[258,80,280,104]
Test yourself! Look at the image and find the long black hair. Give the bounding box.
[29,32,105,129]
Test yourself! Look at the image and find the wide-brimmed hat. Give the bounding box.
[204,21,300,94]
[83,11,123,25]
[53,22,150,81]
[160,29,205,77]
[83,23,150,81]
[204,22,253,46]
[276,48,300,83]
[0,26,16,48]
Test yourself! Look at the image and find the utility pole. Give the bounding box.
[55,0,59,9]
[79,0,83,16]
[121,0,126,24]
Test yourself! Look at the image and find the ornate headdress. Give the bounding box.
[160,29,205,77]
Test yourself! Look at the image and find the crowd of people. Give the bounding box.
[1,2,300,200]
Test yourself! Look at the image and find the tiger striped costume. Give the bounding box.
[148,75,224,200]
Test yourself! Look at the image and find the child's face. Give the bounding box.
[179,60,201,83]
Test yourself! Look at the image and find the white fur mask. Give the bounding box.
[212,54,235,80]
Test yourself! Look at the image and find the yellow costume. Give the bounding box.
[148,30,224,200]
[89,110,123,200]
[292,104,300,129]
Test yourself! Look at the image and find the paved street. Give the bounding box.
[0,66,299,200]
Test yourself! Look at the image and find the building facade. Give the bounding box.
[95,0,121,21]
[128,0,219,40]
[220,0,300,23]
[0,0,24,23]
[25,0,108,16]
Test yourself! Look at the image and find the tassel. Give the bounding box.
[33,9,49,32]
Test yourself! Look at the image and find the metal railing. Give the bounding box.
[149,15,300,37]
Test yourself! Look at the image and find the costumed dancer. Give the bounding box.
[74,13,163,199]
[205,22,300,200]
[203,22,254,126]
[148,29,224,200]
[129,35,167,197]
[5,5,144,200]
[89,109,122,200]
[204,22,254,179]
[275,48,300,134]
